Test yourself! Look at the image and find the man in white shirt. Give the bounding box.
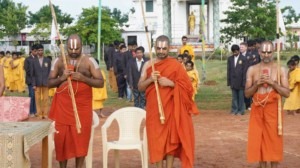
[227,44,248,115]
[127,46,149,109]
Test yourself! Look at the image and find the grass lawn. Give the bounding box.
[6,55,291,111]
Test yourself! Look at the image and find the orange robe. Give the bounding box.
[145,57,199,168]
[49,82,92,161]
[247,90,283,162]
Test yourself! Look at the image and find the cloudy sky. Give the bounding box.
[12,0,300,19]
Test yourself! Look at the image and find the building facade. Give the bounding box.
[122,0,232,52]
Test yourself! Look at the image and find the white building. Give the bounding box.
[122,0,233,52]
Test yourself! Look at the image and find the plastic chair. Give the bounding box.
[102,107,148,168]
[48,111,100,168]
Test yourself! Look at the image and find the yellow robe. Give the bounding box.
[9,59,21,91]
[283,68,300,110]
[3,57,12,89]
[187,69,199,100]
[179,45,195,62]
[18,57,26,92]
[92,70,107,110]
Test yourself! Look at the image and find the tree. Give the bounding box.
[110,8,129,27]
[64,6,122,45]
[28,5,73,42]
[0,0,27,39]
[220,0,276,43]
[281,6,300,49]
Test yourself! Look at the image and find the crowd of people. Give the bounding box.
[0,33,299,168]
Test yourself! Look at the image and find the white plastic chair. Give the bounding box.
[48,111,100,168]
[102,107,148,168]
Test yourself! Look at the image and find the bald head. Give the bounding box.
[155,35,170,60]
[259,41,274,63]
[67,34,82,58]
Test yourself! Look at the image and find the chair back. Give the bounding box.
[105,107,145,141]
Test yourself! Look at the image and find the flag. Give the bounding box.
[279,9,286,36]
[50,19,58,45]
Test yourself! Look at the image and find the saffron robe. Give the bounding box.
[145,57,199,168]
[49,81,92,161]
[247,90,283,162]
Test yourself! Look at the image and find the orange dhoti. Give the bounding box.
[49,81,93,161]
[247,90,283,162]
[145,57,199,168]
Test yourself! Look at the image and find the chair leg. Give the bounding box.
[114,150,120,168]
[143,145,148,168]
[139,149,144,168]
[48,134,54,168]
[103,148,108,168]
[85,129,94,168]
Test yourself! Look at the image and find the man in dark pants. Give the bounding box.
[227,44,248,115]
[114,45,127,99]
[24,44,37,117]
[127,46,149,108]
[31,44,51,119]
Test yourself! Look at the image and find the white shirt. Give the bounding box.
[136,58,144,72]
[234,55,239,67]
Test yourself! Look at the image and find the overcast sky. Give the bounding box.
[12,0,300,19]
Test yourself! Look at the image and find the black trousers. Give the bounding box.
[116,73,126,98]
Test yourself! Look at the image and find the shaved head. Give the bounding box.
[259,41,274,63]
[67,34,82,58]
[155,35,170,60]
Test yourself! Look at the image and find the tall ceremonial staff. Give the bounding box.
[139,0,165,124]
[49,0,82,133]
[276,0,282,135]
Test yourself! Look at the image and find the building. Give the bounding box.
[122,0,232,53]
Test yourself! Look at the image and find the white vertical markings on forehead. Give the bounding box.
[70,39,74,49]
[74,39,77,49]
[157,41,167,48]
[262,43,272,52]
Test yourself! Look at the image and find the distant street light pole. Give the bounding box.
[97,0,102,61]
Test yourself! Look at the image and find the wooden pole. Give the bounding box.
[276,0,283,136]
[140,0,165,124]
[49,0,81,133]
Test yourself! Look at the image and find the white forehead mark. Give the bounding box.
[74,39,77,49]
[267,44,271,52]
[263,44,266,51]
[157,41,167,48]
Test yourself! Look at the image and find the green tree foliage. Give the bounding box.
[0,0,27,38]
[28,5,73,42]
[220,0,276,43]
[110,8,129,27]
[28,5,73,28]
[64,6,122,45]
[281,6,300,25]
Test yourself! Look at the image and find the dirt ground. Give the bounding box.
[28,109,300,168]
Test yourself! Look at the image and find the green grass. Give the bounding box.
[4,60,233,111]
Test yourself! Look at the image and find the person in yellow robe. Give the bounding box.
[283,59,300,115]
[9,52,21,92]
[18,52,26,92]
[188,12,196,35]
[185,60,199,100]
[92,59,108,117]
[178,36,195,62]
[3,51,12,89]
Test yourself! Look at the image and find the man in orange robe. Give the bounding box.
[245,41,289,168]
[48,34,104,168]
[138,35,199,168]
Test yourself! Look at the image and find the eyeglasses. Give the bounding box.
[261,51,272,54]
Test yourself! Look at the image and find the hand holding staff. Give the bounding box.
[49,0,82,133]
[140,0,165,124]
[276,0,282,135]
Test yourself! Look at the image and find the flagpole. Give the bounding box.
[97,0,102,61]
[276,0,283,136]
[200,0,206,81]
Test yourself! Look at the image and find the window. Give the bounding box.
[127,36,137,45]
[146,0,154,12]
